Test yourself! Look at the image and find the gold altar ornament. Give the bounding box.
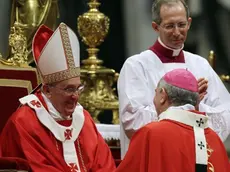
[11,0,59,64]
[77,0,119,124]
[208,50,230,82]
[0,23,29,67]
[0,0,59,66]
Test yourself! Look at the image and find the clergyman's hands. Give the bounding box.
[198,78,208,101]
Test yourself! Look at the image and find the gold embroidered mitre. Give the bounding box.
[32,23,80,84]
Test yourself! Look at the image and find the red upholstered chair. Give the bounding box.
[107,140,122,167]
[0,157,31,171]
[0,65,40,133]
[0,65,40,89]
[0,79,33,132]
[115,159,122,167]
[110,146,121,167]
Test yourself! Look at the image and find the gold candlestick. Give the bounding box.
[77,0,119,124]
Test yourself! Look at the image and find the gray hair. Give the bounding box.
[152,0,190,24]
[158,78,199,106]
[40,83,56,92]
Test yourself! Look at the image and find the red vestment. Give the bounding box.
[116,114,230,172]
[0,92,116,172]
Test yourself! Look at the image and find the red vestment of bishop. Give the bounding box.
[116,110,230,172]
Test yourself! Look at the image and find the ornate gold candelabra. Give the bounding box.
[0,22,29,67]
[208,50,230,82]
[208,50,216,70]
[77,0,119,124]
[0,0,59,67]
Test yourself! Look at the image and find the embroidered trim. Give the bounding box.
[208,113,228,141]
[77,139,87,172]
[42,23,80,84]
[59,23,75,69]
[160,109,208,165]
[43,67,80,84]
[55,140,59,151]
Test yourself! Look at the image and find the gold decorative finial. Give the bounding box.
[77,0,119,124]
[7,23,29,66]
[208,50,215,69]
[77,0,110,69]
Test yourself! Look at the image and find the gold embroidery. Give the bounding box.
[77,139,87,172]
[59,23,76,69]
[207,144,214,172]
[42,23,80,84]
[43,67,80,84]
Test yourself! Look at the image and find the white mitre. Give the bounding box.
[32,22,80,84]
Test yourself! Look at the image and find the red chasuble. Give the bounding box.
[116,112,230,172]
[0,92,116,172]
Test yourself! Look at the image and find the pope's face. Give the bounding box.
[153,2,191,49]
[48,77,82,117]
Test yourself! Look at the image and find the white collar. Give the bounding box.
[41,92,72,120]
[159,107,208,129]
[168,104,195,111]
[158,37,184,56]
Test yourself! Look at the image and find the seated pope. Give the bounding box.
[0,23,116,172]
[116,69,230,172]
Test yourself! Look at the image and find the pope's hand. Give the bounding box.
[198,78,208,101]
